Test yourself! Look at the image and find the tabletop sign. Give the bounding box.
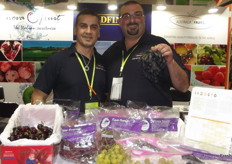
[185,87,232,151]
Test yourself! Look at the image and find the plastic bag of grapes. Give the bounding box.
[59,113,101,164]
[140,50,166,84]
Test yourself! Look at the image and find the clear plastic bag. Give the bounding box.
[116,136,194,164]
[59,109,101,164]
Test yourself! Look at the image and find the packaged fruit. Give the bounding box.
[0,104,63,146]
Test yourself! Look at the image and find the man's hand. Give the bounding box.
[151,43,174,65]
[151,44,190,92]
[31,89,48,104]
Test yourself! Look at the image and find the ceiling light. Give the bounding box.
[0,0,5,10]
[108,0,117,11]
[208,7,218,13]
[156,0,167,11]
[0,3,5,10]
[34,0,44,9]
[67,0,77,10]
[207,1,218,14]
[156,5,166,10]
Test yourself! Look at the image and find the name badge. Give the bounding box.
[110,77,123,100]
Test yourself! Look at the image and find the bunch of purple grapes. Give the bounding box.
[8,124,53,141]
[199,55,214,65]
[140,50,166,84]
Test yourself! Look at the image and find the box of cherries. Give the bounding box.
[0,104,64,164]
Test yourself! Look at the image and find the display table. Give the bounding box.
[0,104,190,164]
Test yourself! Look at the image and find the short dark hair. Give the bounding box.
[75,8,100,26]
[119,0,144,15]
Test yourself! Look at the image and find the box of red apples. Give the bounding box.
[0,104,64,164]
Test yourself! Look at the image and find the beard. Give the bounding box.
[126,23,139,35]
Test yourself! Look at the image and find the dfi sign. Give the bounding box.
[99,14,119,25]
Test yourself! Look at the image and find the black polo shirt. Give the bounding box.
[102,33,190,107]
[33,43,106,112]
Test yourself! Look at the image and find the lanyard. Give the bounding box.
[120,44,139,76]
[75,52,96,99]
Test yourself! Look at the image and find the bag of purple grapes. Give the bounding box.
[59,111,101,164]
[140,50,166,84]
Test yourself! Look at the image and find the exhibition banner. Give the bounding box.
[0,9,73,40]
[151,5,230,88]
[152,5,229,44]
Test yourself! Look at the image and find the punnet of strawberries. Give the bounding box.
[194,65,226,86]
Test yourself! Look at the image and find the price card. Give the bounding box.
[185,87,232,150]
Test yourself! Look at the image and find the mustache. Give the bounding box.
[127,23,138,26]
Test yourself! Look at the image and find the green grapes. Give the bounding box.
[95,143,153,164]
[95,144,127,164]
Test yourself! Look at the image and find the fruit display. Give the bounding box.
[197,44,226,65]
[174,43,197,65]
[0,40,22,61]
[0,61,35,82]
[174,43,226,66]
[192,65,226,86]
[8,124,53,141]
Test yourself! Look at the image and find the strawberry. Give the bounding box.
[194,71,202,76]
[219,67,226,73]
[206,66,219,76]
[214,72,224,83]
[202,70,213,80]
[195,74,202,81]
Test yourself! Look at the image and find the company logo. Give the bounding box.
[27,11,64,25]
[99,14,119,25]
[2,151,15,161]
[170,11,211,29]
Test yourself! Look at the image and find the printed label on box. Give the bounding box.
[1,145,54,164]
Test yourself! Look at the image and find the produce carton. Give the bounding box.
[0,104,63,164]
[1,145,59,164]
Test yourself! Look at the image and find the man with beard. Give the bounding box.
[102,0,190,107]
[31,9,107,113]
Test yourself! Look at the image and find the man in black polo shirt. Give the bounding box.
[31,9,107,113]
[102,1,190,107]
